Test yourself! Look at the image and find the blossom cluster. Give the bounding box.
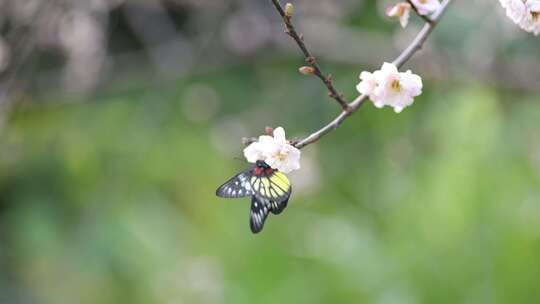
[499,0,540,35]
[387,0,441,28]
[357,62,423,113]
[243,127,301,173]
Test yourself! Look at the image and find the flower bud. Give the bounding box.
[386,2,411,28]
[298,66,315,75]
[265,126,274,136]
[285,3,294,19]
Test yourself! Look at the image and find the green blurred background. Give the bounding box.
[0,0,539,303]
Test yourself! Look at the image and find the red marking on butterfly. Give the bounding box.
[254,166,274,176]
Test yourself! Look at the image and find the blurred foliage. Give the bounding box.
[1,62,540,303]
[0,1,539,304]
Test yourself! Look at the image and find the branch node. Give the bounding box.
[327,74,334,82]
[344,104,354,114]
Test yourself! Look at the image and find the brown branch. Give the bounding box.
[269,0,350,111]
[406,0,435,24]
[294,0,452,149]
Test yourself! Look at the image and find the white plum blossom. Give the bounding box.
[262,128,301,173]
[243,127,301,173]
[372,63,423,113]
[410,0,441,15]
[499,0,528,23]
[522,0,540,34]
[386,2,412,28]
[357,62,423,113]
[499,0,540,35]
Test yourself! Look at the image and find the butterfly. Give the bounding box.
[216,160,292,233]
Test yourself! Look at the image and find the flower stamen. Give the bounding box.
[391,79,401,91]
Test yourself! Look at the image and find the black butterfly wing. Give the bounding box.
[269,195,289,215]
[249,194,290,233]
[216,169,253,198]
[249,195,270,233]
[254,193,289,215]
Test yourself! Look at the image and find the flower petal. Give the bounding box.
[272,127,287,144]
[243,142,264,163]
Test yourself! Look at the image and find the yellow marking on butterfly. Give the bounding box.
[271,172,290,192]
[269,183,283,196]
[261,177,271,189]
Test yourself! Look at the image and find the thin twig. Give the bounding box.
[406,0,435,24]
[294,0,452,149]
[269,0,350,111]
[393,0,450,68]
